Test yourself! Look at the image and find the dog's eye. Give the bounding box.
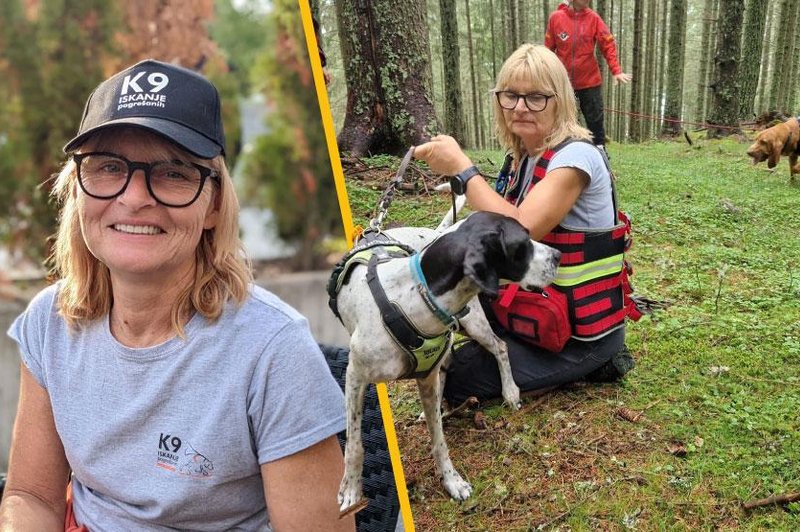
[513,245,529,262]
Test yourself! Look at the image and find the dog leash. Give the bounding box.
[369,146,415,231]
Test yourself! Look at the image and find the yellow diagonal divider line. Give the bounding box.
[375,382,414,530]
[296,1,415,530]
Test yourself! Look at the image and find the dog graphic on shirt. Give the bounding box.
[177,443,214,477]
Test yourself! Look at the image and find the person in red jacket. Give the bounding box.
[545,0,631,151]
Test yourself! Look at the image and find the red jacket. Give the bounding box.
[545,3,622,90]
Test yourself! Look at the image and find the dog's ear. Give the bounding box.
[464,233,500,298]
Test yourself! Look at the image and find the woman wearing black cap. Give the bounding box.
[0,60,354,531]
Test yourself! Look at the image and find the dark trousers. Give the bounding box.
[442,326,625,406]
[575,85,606,145]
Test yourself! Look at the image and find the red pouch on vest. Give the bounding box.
[490,284,571,352]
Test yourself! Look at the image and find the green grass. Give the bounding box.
[344,135,800,530]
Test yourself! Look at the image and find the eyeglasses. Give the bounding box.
[73,152,220,208]
[494,91,556,112]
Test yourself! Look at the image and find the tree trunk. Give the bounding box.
[738,0,768,119]
[656,0,669,130]
[767,0,790,111]
[336,0,439,156]
[519,0,529,44]
[597,0,613,135]
[661,0,687,136]
[788,3,800,111]
[643,0,657,139]
[755,1,775,112]
[627,0,645,142]
[707,0,744,138]
[504,0,516,57]
[595,0,608,80]
[775,1,799,112]
[614,0,626,140]
[465,0,483,148]
[490,0,499,79]
[543,0,550,37]
[439,0,466,143]
[695,0,714,121]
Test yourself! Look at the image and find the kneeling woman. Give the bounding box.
[415,44,636,406]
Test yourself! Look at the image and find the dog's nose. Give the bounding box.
[551,249,562,264]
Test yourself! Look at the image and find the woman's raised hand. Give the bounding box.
[414,135,474,176]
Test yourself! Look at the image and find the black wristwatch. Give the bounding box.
[449,165,480,195]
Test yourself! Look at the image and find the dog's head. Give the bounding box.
[746,119,798,168]
[461,212,560,298]
[746,132,771,165]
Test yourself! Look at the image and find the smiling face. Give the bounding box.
[75,128,219,284]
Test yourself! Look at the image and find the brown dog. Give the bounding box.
[746,117,800,180]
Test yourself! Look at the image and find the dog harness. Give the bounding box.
[327,230,415,320]
[328,230,463,379]
[500,140,642,341]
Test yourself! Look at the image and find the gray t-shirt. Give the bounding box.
[8,283,346,531]
[518,141,616,229]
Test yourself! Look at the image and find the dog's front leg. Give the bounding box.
[338,361,368,515]
[417,370,472,501]
[790,153,799,180]
[459,305,521,409]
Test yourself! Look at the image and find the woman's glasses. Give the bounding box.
[73,152,219,208]
[494,91,556,112]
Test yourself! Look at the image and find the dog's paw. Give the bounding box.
[502,384,522,411]
[442,471,473,501]
[338,475,364,514]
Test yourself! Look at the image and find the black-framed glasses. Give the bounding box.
[73,152,220,208]
[494,91,556,112]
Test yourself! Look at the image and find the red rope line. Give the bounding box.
[604,107,757,131]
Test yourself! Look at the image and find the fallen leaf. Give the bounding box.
[616,407,644,423]
[473,411,487,430]
[668,440,687,457]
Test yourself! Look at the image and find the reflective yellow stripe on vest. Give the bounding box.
[553,254,624,287]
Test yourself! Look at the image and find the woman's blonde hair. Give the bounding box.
[493,44,592,161]
[51,128,252,334]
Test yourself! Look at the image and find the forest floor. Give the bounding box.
[343,134,800,531]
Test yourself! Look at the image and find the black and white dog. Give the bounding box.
[334,211,561,513]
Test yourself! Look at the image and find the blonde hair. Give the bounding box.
[51,128,252,334]
[493,44,592,162]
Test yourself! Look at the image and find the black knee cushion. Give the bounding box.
[318,344,401,532]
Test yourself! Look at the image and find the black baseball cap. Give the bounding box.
[64,59,226,159]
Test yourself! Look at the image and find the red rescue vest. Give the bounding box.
[503,140,641,341]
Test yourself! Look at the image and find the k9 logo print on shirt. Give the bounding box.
[156,432,215,478]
